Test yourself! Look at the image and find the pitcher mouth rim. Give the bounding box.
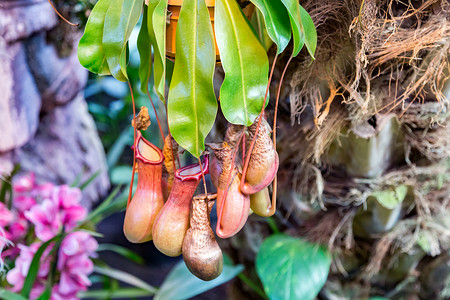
[134,131,164,165]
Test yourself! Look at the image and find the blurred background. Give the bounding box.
[0,0,449,299]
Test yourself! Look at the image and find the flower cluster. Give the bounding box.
[0,174,97,300]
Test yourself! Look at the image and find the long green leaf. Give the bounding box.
[83,185,121,224]
[167,0,217,157]
[97,243,145,264]
[256,235,331,300]
[21,235,62,298]
[215,0,269,126]
[103,0,142,81]
[0,289,28,300]
[155,260,244,300]
[78,288,155,299]
[94,266,157,294]
[137,7,153,93]
[249,0,291,54]
[299,5,317,59]
[280,0,304,57]
[151,0,169,100]
[78,0,111,75]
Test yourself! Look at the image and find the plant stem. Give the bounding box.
[273,55,293,148]
[198,157,208,196]
[240,54,278,191]
[238,273,268,300]
[127,81,137,208]
[146,91,165,143]
[265,217,280,234]
[47,0,78,26]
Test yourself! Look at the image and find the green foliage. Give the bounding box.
[96,243,145,264]
[21,235,64,298]
[215,0,269,126]
[0,289,28,300]
[93,266,157,293]
[167,0,218,157]
[150,0,169,100]
[79,0,317,156]
[256,235,331,300]
[137,8,153,94]
[154,260,244,300]
[249,0,291,54]
[280,0,304,56]
[78,0,111,75]
[103,0,142,81]
[299,5,317,59]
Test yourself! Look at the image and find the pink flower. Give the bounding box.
[51,186,86,228]
[13,173,35,193]
[25,199,61,241]
[24,186,87,241]
[6,243,51,292]
[0,202,13,227]
[56,232,98,297]
[51,285,79,300]
[13,195,36,213]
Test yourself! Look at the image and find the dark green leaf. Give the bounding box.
[0,289,28,300]
[167,0,218,157]
[150,0,168,100]
[78,288,154,299]
[251,10,273,51]
[21,235,63,298]
[280,0,304,56]
[97,243,145,264]
[256,234,331,300]
[249,0,291,54]
[78,0,112,75]
[299,5,317,59]
[155,260,244,300]
[215,0,269,126]
[93,266,157,293]
[137,7,153,93]
[103,0,142,81]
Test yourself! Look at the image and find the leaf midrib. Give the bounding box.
[223,0,248,124]
[191,0,199,155]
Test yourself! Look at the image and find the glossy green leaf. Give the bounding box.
[280,0,304,57]
[137,7,153,93]
[299,5,317,59]
[151,0,168,100]
[155,260,244,300]
[251,10,273,51]
[215,0,269,126]
[78,0,111,75]
[21,235,63,298]
[94,266,157,293]
[167,0,217,157]
[103,0,142,81]
[256,234,331,300]
[0,289,28,300]
[249,0,291,54]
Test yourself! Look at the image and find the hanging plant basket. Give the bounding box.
[166,0,254,63]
